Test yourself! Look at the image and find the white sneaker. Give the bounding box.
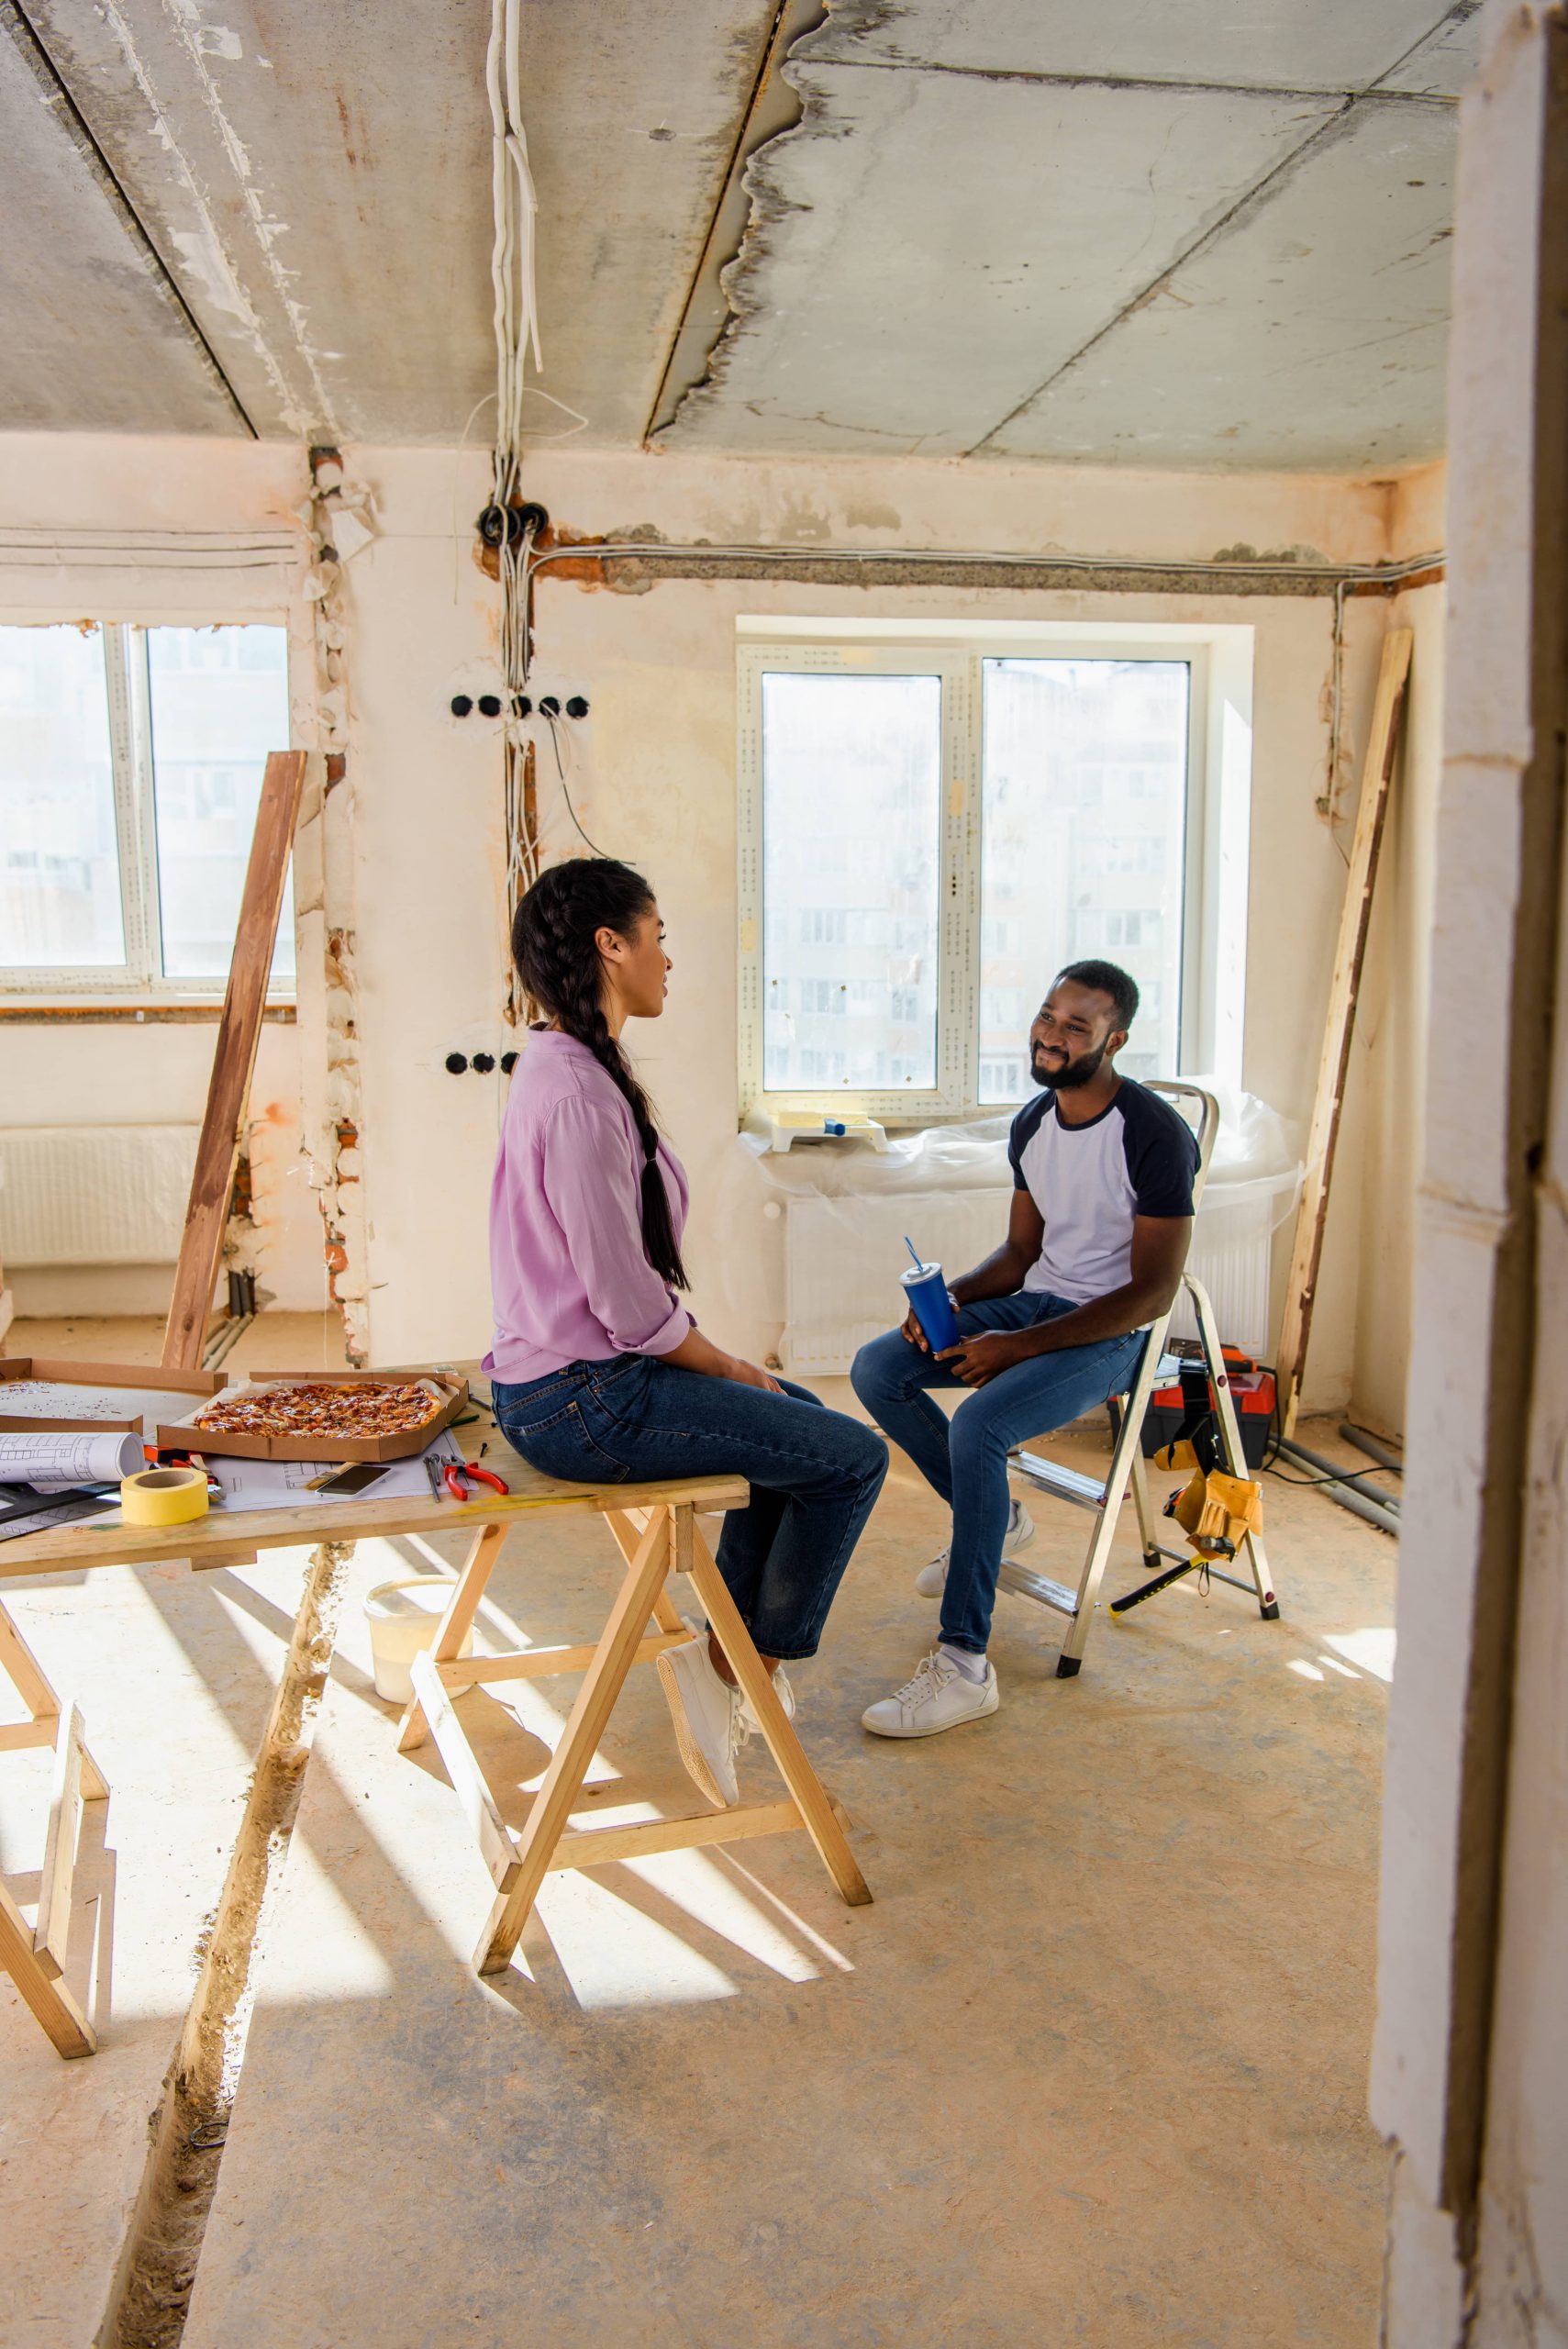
[677,1615,795,1733]
[862,1649,1000,1739]
[657,1638,742,1807]
[740,1664,795,1734]
[914,1499,1035,1598]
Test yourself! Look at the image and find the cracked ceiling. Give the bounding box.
[0,0,1478,471]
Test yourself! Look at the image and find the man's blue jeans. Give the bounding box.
[491,1354,888,1660]
[851,1294,1146,1655]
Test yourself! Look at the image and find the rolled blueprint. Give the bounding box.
[0,1429,144,1492]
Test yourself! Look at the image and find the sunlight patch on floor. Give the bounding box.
[534,1866,741,2008]
[1324,1628,1396,1683]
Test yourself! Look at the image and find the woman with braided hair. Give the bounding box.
[485,856,888,1809]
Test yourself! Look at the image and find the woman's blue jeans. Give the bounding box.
[851,1294,1146,1656]
[490,1355,888,1661]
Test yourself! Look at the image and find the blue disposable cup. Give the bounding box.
[901,1263,960,1352]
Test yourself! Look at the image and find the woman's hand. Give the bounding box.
[659,1325,783,1394]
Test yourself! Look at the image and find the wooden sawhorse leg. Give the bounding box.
[390,1497,871,1977]
[474,1503,868,1975]
[0,1601,108,1791]
[395,1521,511,1754]
[0,1608,109,2058]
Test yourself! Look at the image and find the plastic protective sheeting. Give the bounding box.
[716,1089,1302,1373]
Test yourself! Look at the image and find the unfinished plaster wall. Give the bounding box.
[0,436,328,1320]
[340,443,1410,1410]
[1375,7,1568,2339]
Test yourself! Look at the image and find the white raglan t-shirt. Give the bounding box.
[1007,1078,1199,1306]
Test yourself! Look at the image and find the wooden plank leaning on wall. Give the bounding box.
[161,751,311,1374]
[1275,629,1414,1436]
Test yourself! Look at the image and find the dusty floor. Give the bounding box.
[1,1316,1398,2348]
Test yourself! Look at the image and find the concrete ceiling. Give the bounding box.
[0,0,1480,471]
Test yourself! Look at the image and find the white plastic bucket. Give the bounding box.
[364,1576,474,1704]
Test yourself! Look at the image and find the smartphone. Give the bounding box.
[317,1459,388,1496]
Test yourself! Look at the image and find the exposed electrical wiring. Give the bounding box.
[543,707,609,855]
[486,0,546,1020]
[520,384,590,441]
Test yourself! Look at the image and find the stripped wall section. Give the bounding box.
[291,448,372,1362]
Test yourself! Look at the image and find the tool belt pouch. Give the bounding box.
[1170,1467,1264,1558]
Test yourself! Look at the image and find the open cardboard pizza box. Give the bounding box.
[0,1357,226,1437]
[155,1369,470,1463]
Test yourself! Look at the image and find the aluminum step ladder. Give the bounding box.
[1001,1081,1279,1677]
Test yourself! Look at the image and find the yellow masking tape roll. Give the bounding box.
[121,1465,209,1528]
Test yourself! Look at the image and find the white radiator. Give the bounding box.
[0,1126,199,1266]
[783,1192,1011,1376]
[1172,1169,1299,1359]
[780,1171,1297,1375]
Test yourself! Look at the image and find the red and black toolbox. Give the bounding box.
[1138,1344,1275,1470]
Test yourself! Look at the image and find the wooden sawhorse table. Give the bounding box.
[396,1474,871,1976]
[0,1433,870,2022]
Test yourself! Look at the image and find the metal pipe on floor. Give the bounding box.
[1273,1437,1402,1538]
[201,1313,254,1372]
[1339,1421,1404,1475]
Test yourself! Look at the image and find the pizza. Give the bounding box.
[194,1381,439,1442]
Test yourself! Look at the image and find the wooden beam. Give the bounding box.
[32,1700,86,1981]
[606,1505,688,1637]
[0,1599,60,1720]
[0,1720,57,1756]
[407,1650,521,1893]
[436,1631,688,1687]
[162,749,310,1371]
[0,1870,94,2058]
[687,1531,872,1910]
[547,1798,804,1873]
[1276,629,1414,1435]
[396,1521,509,1754]
[475,1511,672,1973]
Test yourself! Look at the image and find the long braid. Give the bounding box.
[512,859,689,1290]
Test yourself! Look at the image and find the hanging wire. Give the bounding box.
[486,0,546,1020]
[544,707,609,855]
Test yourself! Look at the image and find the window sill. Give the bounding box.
[0,1000,296,1025]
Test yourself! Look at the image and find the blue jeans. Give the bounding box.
[850,1294,1146,1655]
[490,1355,888,1661]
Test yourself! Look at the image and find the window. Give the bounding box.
[0,621,293,996]
[740,626,1247,1118]
[760,669,945,1095]
[979,658,1188,1093]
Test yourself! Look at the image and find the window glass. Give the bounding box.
[0,626,124,967]
[762,672,941,1092]
[979,659,1190,1097]
[146,625,293,982]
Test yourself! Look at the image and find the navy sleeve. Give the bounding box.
[1007,1095,1050,1190]
[1119,1086,1199,1218]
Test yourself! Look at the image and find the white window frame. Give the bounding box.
[737,618,1252,1123]
[0,617,295,1003]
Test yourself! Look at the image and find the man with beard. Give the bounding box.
[851,961,1199,1738]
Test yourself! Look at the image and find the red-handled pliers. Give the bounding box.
[442,1460,510,1501]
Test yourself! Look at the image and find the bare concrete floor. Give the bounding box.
[2,1319,1397,2347]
